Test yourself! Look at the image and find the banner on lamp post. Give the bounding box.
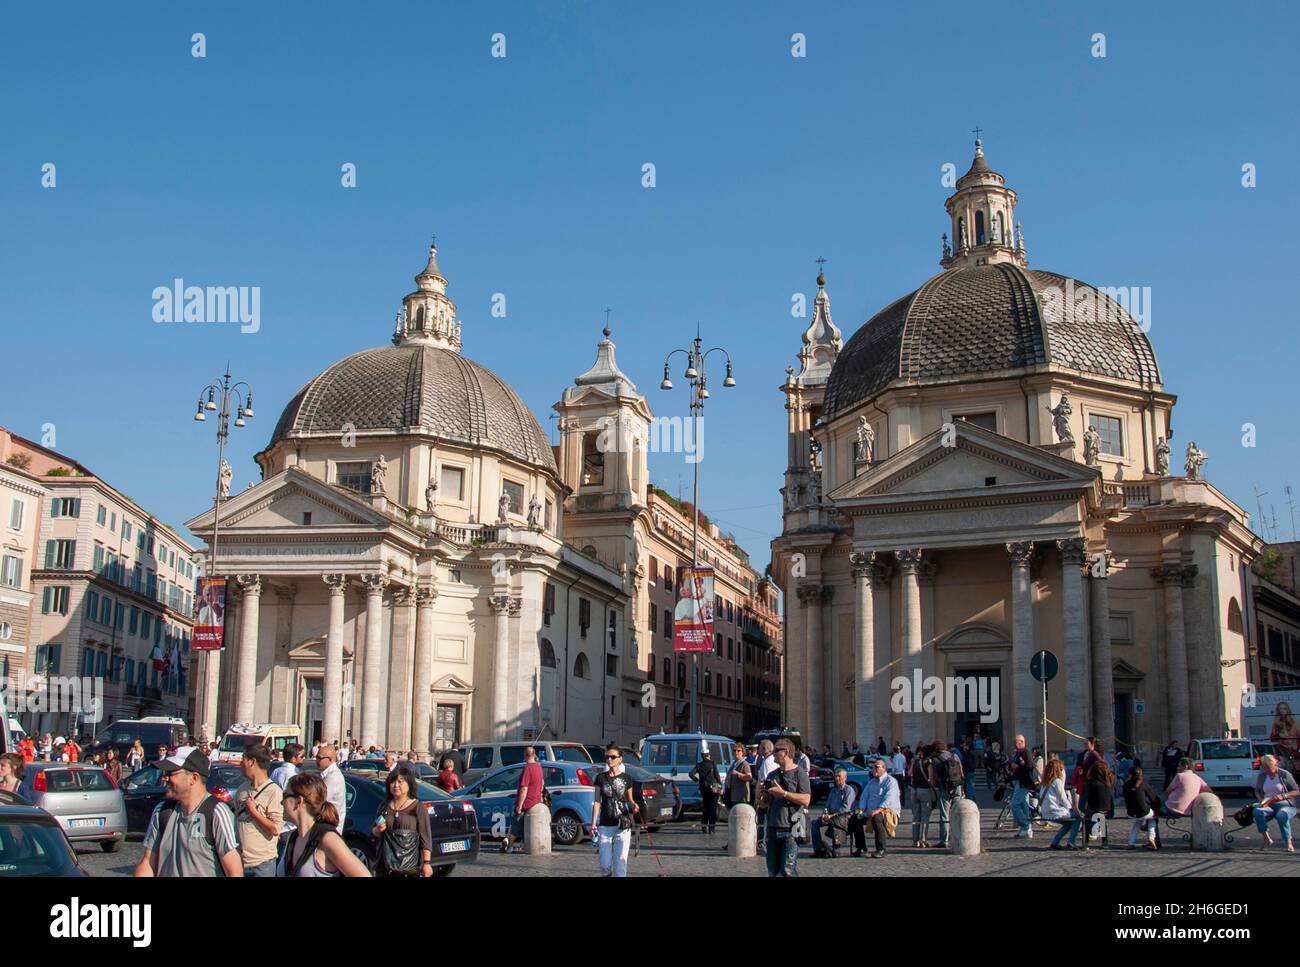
[192,577,227,651]
[673,566,715,653]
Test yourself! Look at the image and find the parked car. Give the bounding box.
[0,800,88,876]
[121,762,253,835]
[1189,738,1258,794]
[640,732,738,816]
[82,717,189,768]
[590,761,679,828]
[809,757,886,803]
[459,760,599,846]
[23,763,127,852]
[342,759,437,781]
[335,772,479,875]
[459,741,594,785]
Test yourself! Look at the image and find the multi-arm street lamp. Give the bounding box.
[660,333,735,734]
[191,367,253,738]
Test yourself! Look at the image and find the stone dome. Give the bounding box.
[822,263,1162,420]
[269,344,558,473]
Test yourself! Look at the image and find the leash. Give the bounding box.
[636,822,669,876]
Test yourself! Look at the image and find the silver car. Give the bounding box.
[24,763,127,853]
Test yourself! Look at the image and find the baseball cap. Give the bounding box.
[159,746,210,779]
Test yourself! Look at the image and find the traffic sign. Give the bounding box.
[1134,699,1146,714]
[1030,650,1058,683]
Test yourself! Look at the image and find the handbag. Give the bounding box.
[1232,804,1256,828]
[378,807,420,875]
[993,782,1007,802]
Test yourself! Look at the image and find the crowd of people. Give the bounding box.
[5,725,1298,878]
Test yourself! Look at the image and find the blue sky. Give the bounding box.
[3,1,1298,560]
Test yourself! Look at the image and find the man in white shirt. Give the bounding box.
[271,743,304,790]
[890,746,908,806]
[316,744,347,829]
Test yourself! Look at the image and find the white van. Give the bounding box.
[215,723,302,763]
[1188,738,1257,793]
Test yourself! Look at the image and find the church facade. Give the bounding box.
[771,141,1261,764]
[187,244,631,751]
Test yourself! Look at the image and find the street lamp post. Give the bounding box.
[191,367,253,740]
[660,333,735,734]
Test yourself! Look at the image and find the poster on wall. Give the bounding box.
[192,577,227,651]
[673,566,715,653]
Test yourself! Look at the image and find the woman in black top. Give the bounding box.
[371,766,434,877]
[1081,761,1115,850]
[690,750,722,836]
[1122,765,1160,850]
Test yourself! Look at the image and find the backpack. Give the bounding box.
[158,796,225,874]
[284,821,337,876]
[938,753,963,793]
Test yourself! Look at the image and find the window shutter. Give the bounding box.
[50,644,60,673]
[42,587,52,612]
[67,540,76,569]
[44,541,55,568]
[71,499,81,517]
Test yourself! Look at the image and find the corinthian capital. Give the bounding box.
[1056,537,1087,566]
[323,573,348,593]
[415,582,438,606]
[1006,542,1035,568]
[236,574,263,595]
[361,572,390,595]
[850,551,879,583]
[488,593,513,615]
[894,549,924,574]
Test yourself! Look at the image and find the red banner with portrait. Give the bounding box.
[192,577,227,650]
[673,566,715,653]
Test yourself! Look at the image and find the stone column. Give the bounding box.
[360,572,389,748]
[1006,542,1037,742]
[488,594,514,739]
[896,549,924,749]
[797,584,825,748]
[1057,538,1089,742]
[871,562,893,746]
[822,586,837,747]
[271,586,296,725]
[851,552,877,750]
[386,586,413,751]
[1089,552,1115,751]
[234,574,262,724]
[323,574,347,747]
[1154,563,1195,748]
[411,582,437,756]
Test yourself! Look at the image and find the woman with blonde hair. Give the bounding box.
[1038,757,1080,850]
[278,772,371,877]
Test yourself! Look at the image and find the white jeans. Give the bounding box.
[1129,809,1157,845]
[597,826,631,877]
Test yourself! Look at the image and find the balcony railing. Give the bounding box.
[1103,482,1154,508]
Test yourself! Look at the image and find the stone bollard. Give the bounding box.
[524,803,552,855]
[949,797,981,856]
[727,803,757,857]
[1191,792,1225,851]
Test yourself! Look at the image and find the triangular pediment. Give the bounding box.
[432,674,474,693]
[829,421,1099,505]
[287,636,326,661]
[186,466,392,533]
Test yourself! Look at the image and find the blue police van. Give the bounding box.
[639,732,737,816]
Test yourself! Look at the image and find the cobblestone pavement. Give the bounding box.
[77,788,1299,878]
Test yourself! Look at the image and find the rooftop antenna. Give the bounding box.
[1286,485,1297,542]
[548,412,559,447]
[1254,484,1271,540]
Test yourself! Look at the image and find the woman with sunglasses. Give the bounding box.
[278,773,371,877]
[591,743,639,877]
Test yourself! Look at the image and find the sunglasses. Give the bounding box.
[605,754,621,760]
[283,792,301,801]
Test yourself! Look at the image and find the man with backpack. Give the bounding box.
[933,741,965,848]
[134,747,241,877]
